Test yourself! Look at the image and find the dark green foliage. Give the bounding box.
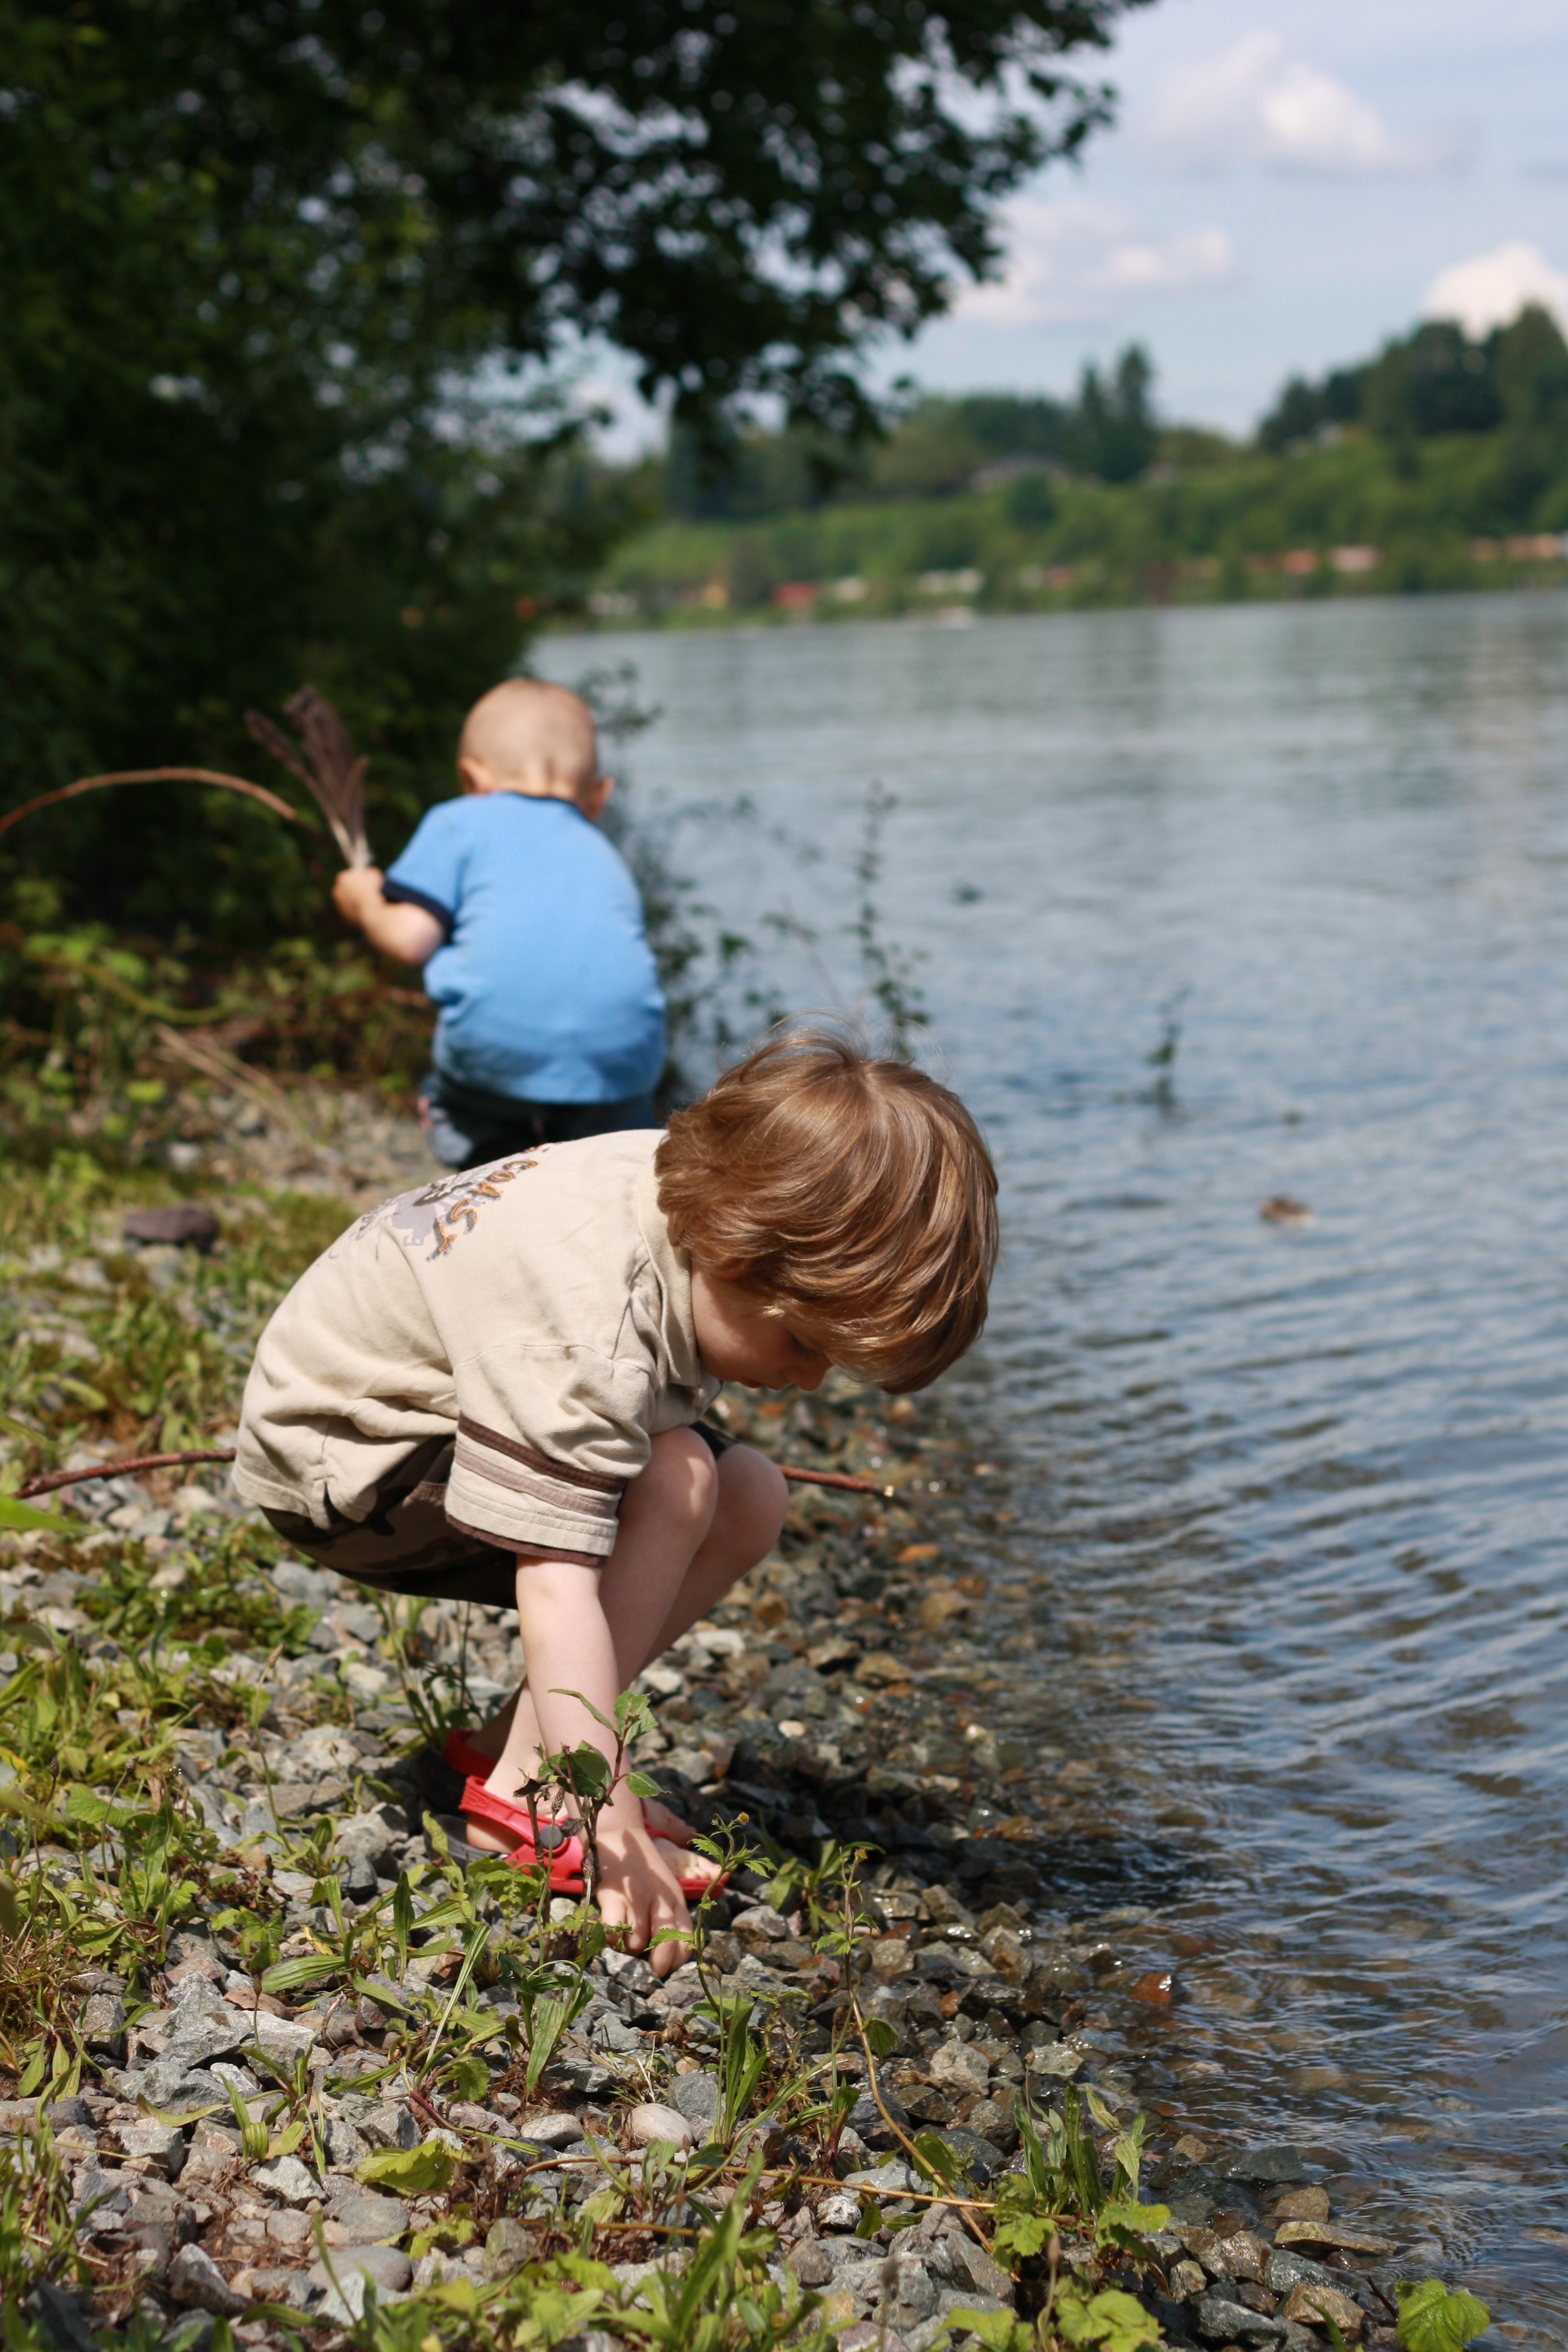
[1257,365,1368,452]
[1259,304,1568,479]
[1073,345,1157,482]
[1365,323,1503,442]
[1,0,1149,941]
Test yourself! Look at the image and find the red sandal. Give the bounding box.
[456,1770,728,1900]
[460,1778,587,1892]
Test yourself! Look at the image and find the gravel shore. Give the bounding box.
[0,1091,1420,2347]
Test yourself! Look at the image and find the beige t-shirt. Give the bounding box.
[233,1130,719,1558]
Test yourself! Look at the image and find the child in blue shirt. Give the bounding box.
[333,680,666,1168]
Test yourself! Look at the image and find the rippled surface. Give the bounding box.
[544,595,1568,2332]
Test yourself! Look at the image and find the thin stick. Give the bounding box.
[21,1446,901,1503]
[0,769,302,843]
[780,1465,895,1498]
[18,1449,237,1500]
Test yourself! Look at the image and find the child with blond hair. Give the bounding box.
[333,678,665,1169]
[235,1031,997,1970]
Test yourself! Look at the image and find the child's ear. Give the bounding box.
[456,754,489,795]
[584,775,615,821]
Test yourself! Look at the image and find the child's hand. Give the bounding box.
[593,1803,694,1976]
[332,866,445,964]
[332,864,385,929]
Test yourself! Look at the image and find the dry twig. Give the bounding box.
[0,768,301,843]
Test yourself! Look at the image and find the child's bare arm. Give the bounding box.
[512,1558,694,1968]
[332,866,445,965]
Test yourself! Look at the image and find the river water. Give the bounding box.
[541,594,1568,2336]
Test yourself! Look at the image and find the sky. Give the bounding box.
[580,0,1568,446]
[910,0,1568,432]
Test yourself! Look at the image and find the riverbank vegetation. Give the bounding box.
[582,307,1568,626]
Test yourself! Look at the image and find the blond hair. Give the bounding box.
[656,1029,998,1393]
[459,679,598,803]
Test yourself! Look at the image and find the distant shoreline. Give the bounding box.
[546,569,1568,638]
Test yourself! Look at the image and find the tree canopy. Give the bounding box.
[1,0,1147,936]
[1259,305,1568,470]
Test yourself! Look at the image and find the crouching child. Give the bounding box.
[234,1030,998,1971]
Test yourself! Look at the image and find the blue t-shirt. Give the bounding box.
[382,794,665,1104]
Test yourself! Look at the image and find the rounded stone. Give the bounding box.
[627,2102,694,2148]
[308,2243,413,2295]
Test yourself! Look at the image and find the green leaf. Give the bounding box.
[1396,2280,1492,2352]
[1097,2197,1172,2252]
[863,2016,899,2058]
[357,2140,457,2197]
[991,2210,1052,2264]
[0,1495,76,1536]
[266,2118,307,2161]
[260,1953,339,1996]
[625,1771,662,1799]
[443,2051,490,2104]
[1055,2285,1164,2352]
[0,1877,21,1938]
[911,2131,963,2192]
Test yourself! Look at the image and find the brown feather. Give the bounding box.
[245,688,371,867]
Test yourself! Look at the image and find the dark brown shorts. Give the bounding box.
[261,1423,735,1610]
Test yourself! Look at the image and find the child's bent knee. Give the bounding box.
[722,1443,789,1546]
[645,1425,720,1524]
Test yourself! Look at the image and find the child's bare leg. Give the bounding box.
[632,1443,787,1850]
[462,1428,719,1852]
[463,1439,786,1878]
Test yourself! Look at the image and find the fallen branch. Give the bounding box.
[780,1465,895,1498]
[20,1448,898,1502]
[0,768,302,843]
[18,1449,238,1500]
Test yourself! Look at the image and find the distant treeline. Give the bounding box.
[665,345,1163,517]
[588,305,1568,625]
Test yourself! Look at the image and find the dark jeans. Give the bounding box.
[420,1074,658,1172]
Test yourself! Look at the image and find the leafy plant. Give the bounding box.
[1396,2280,1492,2352]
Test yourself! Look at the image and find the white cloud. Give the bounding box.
[1143,32,1459,177]
[1422,241,1568,337]
[956,198,1236,328]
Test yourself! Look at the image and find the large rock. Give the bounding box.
[158,2014,247,2074]
[307,2243,412,2307]
[1195,2292,1286,2344]
[330,2192,408,2241]
[248,2012,317,2068]
[167,2244,247,2317]
[79,1993,126,2060]
[1282,2283,1365,2338]
[335,1808,405,1876]
[136,2061,229,2112]
[929,2040,990,2097]
[512,2109,585,2150]
[252,2153,317,2205]
[671,2071,721,2133]
[108,2122,185,2180]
